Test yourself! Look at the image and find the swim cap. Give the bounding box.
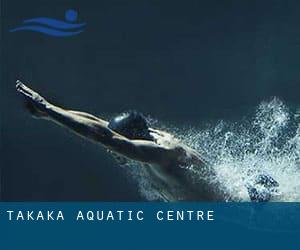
[108,111,153,140]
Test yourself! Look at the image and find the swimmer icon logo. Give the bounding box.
[9,9,86,37]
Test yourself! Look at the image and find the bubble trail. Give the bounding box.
[123,98,300,201]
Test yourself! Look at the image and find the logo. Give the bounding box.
[9,9,86,37]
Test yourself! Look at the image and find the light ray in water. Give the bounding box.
[123,98,300,201]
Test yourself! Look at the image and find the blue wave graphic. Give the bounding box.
[10,25,84,37]
[9,9,85,37]
[23,18,85,29]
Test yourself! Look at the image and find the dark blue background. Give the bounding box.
[1,202,299,249]
[1,0,300,200]
[1,2,300,249]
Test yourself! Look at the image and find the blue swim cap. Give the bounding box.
[108,111,153,141]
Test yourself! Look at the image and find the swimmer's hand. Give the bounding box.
[16,80,49,118]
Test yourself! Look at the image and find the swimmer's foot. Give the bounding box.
[16,80,49,118]
[246,174,279,202]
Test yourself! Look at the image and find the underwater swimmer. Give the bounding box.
[16,81,277,201]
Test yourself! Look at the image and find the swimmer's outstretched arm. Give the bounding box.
[16,81,176,165]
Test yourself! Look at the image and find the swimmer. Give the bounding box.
[15,80,278,201]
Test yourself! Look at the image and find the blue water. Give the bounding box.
[126,98,300,201]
